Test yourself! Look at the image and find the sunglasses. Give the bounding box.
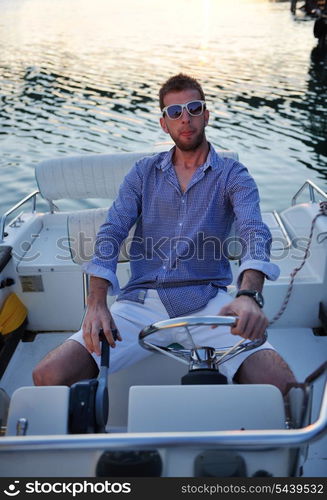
[162,100,206,120]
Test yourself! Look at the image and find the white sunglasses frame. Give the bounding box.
[162,100,206,120]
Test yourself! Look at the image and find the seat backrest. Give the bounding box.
[35,152,151,203]
[61,150,239,264]
[35,150,239,203]
[67,208,135,265]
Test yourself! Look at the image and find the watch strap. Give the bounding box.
[235,289,264,308]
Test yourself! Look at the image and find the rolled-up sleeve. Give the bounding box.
[82,262,121,295]
[237,259,280,286]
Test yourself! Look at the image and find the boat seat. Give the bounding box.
[67,208,243,266]
[67,208,135,265]
[55,150,240,266]
[6,386,70,436]
[127,384,286,432]
[66,210,292,267]
[125,384,292,478]
[35,150,239,206]
[33,149,292,266]
[35,152,152,206]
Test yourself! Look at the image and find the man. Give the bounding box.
[33,73,296,393]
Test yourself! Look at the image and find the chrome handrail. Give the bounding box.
[273,210,292,249]
[0,190,39,242]
[292,180,327,206]
[1,377,326,453]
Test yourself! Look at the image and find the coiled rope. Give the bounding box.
[269,201,327,325]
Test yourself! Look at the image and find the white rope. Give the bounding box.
[269,201,327,325]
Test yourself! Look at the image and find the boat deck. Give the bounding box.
[0,164,326,477]
[1,326,326,477]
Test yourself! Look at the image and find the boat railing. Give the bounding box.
[272,210,292,248]
[292,179,327,206]
[0,375,326,453]
[0,190,39,243]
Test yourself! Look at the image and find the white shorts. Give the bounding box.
[68,289,275,383]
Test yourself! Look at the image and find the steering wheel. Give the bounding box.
[139,315,267,370]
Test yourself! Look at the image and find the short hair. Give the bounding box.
[159,73,205,110]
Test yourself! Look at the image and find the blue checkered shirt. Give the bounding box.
[84,145,279,317]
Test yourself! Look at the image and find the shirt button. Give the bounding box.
[163,265,166,270]
[182,199,185,203]
[179,222,182,226]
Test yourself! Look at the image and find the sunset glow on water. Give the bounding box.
[0,0,326,213]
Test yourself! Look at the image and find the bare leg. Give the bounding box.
[234,350,297,395]
[33,340,99,387]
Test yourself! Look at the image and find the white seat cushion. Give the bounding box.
[58,150,239,265]
[35,150,239,202]
[127,384,286,432]
[6,386,70,436]
[67,208,135,265]
[35,152,150,202]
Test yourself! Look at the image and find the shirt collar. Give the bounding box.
[156,143,222,172]
[156,147,175,171]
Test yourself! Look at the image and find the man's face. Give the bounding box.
[160,89,209,152]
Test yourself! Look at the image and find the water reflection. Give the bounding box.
[0,0,326,213]
[300,58,327,178]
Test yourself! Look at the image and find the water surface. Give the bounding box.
[0,0,326,215]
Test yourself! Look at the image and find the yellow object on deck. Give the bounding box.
[0,293,27,335]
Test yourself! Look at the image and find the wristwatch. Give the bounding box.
[235,289,264,308]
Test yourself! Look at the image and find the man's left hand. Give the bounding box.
[217,296,268,340]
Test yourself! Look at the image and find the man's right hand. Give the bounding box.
[82,303,121,355]
[82,276,122,355]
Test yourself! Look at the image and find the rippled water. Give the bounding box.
[0,0,326,216]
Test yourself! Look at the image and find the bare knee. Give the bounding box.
[32,363,46,386]
[32,340,99,387]
[32,361,59,386]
